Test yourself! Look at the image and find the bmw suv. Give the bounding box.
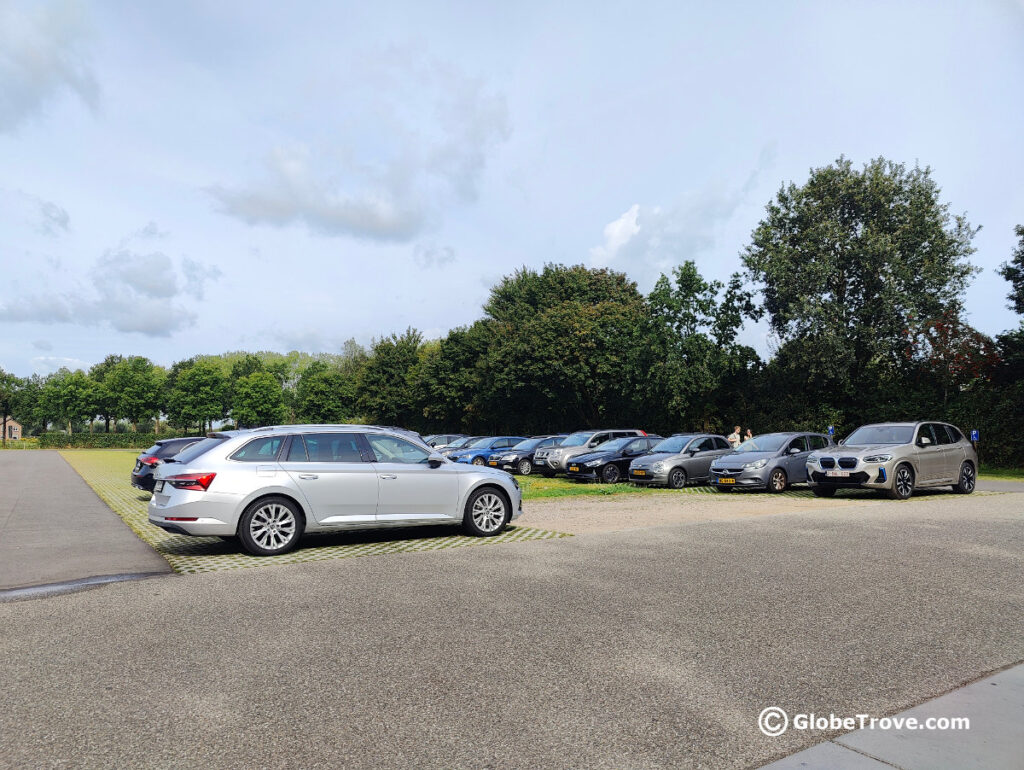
[806,421,978,500]
[148,425,523,556]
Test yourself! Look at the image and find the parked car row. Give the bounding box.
[136,420,978,558]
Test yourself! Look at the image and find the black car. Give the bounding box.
[130,437,203,492]
[565,435,663,483]
[491,434,567,475]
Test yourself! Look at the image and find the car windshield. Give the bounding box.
[845,425,915,445]
[561,432,594,447]
[734,434,788,453]
[652,435,695,453]
[465,437,492,448]
[167,436,226,464]
[592,438,632,453]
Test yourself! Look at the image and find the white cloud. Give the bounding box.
[208,58,510,242]
[0,0,98,132]
[413,242,456,269]
[30,356,92,375]
[0,188,70,236]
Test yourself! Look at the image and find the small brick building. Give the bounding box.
[3,417,22,441]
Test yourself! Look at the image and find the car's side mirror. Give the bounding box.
[838,439,845,445]
[789,446,801,454]
[427,453,446,468]
[918,437,932,447]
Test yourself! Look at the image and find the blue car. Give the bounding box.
[448,436,528,466]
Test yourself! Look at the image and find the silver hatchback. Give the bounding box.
[148,425,523,555]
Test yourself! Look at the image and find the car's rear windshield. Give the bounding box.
[561,432,594,447]
[734,434,788,453]
[155,439,197,457]
[592,437,632,452]
[845,426,915,445]
[652,435,696,453]
[167,436,227,465]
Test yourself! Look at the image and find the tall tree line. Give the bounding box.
[2,158,1021,464]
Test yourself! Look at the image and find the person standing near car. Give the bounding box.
[743,428,753,443]
[727,426,742,448]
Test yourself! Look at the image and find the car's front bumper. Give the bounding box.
[565,466,600,480]
[628,469,669,485]
[805,460,895,490]
[709,468,771,489]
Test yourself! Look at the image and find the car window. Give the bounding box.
[367,434,431,464]
[591,433,610,445]
[653,435,694,453]
[170,437,227,465]
[931,424,954,445]
[688,438,713,452]
[808,435,829,450]
[917,425,939,445]
[231,436,285,462]
[293,433,365,462]
[285,436,308,461]
[713,437,729,450]
[787,437,808,453]
[846,425,915,445]
[944,425,963,443]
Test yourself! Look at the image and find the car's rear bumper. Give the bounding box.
[130,472,156,492]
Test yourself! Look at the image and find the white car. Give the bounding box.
[148,425,523,555]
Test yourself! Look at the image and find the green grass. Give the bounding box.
[519,474,680,499]
[59,449,570,574]
[979,466,1024,481]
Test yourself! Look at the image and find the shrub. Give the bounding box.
[38,432,192,449]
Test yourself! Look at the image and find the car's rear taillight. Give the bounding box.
[166,472,216,491]
[139,455,161,466]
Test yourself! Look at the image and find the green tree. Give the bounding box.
[166,360,228,433]
[89,354,124,432]
[413,322,493,432]
[231,371,286,428]
[997,224,1024,316]
[106,356,164,431]
[357,328,424,427]
[0,368,21,447]
[742,156,978,423]
[39,369,96,434]
[296,361,357,423]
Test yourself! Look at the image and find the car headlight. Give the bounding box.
[863,454,892,463]
[743,458,768,470]
[652,462,666,472]
[584,459,603,467]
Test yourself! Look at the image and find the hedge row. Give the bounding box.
[39,432,192,449]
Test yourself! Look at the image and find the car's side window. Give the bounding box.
[932,425,954,445]
[917,425,938,446]
[297,433,365,462]
[286,436,308,462]
[230,436,285,462]
[366,434,432,464]
[944,425,963,443]
[788,437,808,453]
[808,435,829,451]
[713,437,730,450]
[689,438,711,452]
[624,439,644,454]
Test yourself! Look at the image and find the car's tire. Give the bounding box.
[953,462,976,494]
[462,487,510,537]
[238,496,303,556]
[517,459,533,476]
[471,456,486,466]
[768,467,788,493]
[668,467,687,489]
[888,464,915,500]
[600,464,621,484]
[811,487,836,498]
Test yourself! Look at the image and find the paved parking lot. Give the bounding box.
[2,483,1022,768]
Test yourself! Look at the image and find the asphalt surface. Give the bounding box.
[1,488,1022,768]
[0,451,170,590]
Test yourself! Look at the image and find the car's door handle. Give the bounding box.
[379,474,398,480]
[298,473,318,480]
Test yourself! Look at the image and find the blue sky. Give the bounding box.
[2,0,1023,376]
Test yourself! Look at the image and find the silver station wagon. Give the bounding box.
[806,421,979,500]
[148,425,523,555]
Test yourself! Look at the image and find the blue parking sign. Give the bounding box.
[970,429,979,442]
[827,425,834,436]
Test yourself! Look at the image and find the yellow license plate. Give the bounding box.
[633,469,646,476]
[568,465,579,472]
[718,477,735,484]
[488,461,497,466]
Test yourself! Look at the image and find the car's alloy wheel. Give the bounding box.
[601,464,620,484]
[768,468,787,493]
[668,468,687,489]
[517,459,533,475]
[463,488,510,536]
[888,465,915,500]
[472,456,486,466]
[954,462,976,494]
[239,496,303,556]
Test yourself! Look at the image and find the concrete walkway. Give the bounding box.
[761,663,1024,769]
[0,451,170,592]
